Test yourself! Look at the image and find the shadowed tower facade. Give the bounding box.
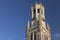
[26,3,51,40]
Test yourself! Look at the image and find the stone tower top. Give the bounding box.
[26,2,51,40]
[31,2,45,21]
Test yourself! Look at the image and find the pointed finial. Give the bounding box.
[27,20,30,29]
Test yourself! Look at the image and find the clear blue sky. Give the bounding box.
[0,0,60,40]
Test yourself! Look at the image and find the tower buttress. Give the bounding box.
[26,21,30,40]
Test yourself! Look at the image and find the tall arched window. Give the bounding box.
[37,9,40,13]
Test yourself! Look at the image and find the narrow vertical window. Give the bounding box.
[33,8,36,14]
[33,8,36,20]
[37,9,40,13]
[31,33,33,40]
[34,31,36,40]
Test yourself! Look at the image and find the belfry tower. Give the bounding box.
[26,3,51,40]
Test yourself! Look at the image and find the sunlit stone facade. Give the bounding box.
[26,3,51,40]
